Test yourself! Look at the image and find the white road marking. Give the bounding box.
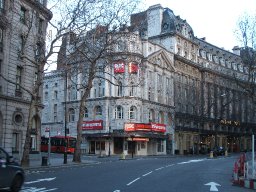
[155,167,164,171]
[142,171,153,177]
[25,177,56,184]
[165,164,175,168]
[178,159,206,165]
[113,190,120,192]
[205,182,221,191]
[21,187,58,192]
[41,189,58,192]
[127,177,140,186]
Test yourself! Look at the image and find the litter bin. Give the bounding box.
[41,156,48,166]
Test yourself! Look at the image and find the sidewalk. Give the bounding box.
[23,152,215,170]
[23,153,102,170]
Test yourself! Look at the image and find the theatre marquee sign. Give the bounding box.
[124,123,166,133]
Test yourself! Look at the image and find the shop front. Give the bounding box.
[123,122,167,156]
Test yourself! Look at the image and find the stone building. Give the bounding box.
[41,4,255,156]
[131,4,255,154]
[0,0,51,158]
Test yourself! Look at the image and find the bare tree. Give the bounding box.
[54,0,142,163]
[234,13,256,103]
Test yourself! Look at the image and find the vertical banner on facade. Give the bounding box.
[128,62,138,73]
[114,61,125,73]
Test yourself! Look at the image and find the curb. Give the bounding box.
[23,161,100,171]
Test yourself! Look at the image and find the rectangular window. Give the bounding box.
[16,66,22,90]
[18,36,25,58]
[157,140,164,152]
[0,0,4,13]
[38,18,44,34]
[34,72,38,86]
[54,90,58,100]
[12,133,19,153]
[20,7,26,24]
[54,104,57,122]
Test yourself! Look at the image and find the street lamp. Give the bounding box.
[63,70,68,164]
[131,134,135,158]
[108,126,111,156]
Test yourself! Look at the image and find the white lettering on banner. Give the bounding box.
[114,63,124,69]
[82,120,103,130]
[151,123,166,132]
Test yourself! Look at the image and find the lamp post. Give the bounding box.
[131,135,135,158]
[63,70,68,164]
[108,126,111,156]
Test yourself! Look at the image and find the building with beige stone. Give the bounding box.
[0,0,51,159]
[42,4,255,156]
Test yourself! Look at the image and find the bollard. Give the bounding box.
[233,162,239,184]
[209,151,213,158]
[225,150,228,157]
[120,153,126,160]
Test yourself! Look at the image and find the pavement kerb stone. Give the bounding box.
[23,161,101,171]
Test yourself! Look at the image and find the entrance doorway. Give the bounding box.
[128,141,135,154]
[114,138,123,154]
[90,141,95,154]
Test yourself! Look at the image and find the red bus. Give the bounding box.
[41,136,76,153]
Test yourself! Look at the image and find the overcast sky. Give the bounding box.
[141,0,256,51]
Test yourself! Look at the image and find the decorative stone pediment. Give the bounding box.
[147,50,176,72]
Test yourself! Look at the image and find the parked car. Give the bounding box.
[213,146,225,156]
[0,147,25,192]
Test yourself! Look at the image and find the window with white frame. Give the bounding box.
[68,108,75,122]
[128,106,136,120]
[115,105,123,119]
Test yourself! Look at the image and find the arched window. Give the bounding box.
[149,109,155,122]
[68,108,75,122]
[115,105,123,119]
[95,106,102,116]
[83,107,88,118]
[128,106,136,120]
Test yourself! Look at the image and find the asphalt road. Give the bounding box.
[20,154,251,192]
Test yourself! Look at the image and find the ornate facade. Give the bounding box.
[42,4,255,156]
[0,0,51,158]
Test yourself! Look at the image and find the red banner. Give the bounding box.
[124,123,166,133]
[114,61,125,73]
[128,62,138,73]
[82,120,103,130]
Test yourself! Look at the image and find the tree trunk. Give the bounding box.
[21,100,34,167]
